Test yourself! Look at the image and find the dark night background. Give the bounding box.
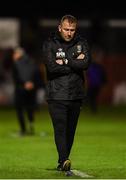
[0,0,126,106]
[0,0,126,19]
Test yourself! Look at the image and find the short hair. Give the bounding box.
[60,15,78,25]
[14,47,24,52]
[13,47,25,56]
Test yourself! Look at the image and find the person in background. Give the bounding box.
[86,47,107,113]
[12,47,43,136]
[42,15,91,172]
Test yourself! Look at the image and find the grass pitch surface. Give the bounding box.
[0,105,126,179]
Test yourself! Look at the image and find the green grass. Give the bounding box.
[0,105,126,179]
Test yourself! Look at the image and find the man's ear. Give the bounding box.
[58,24,61,32]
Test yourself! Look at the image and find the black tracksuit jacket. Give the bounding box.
[43,31,91,100]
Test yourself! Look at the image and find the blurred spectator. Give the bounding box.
[86,47,107,113]
[12,47,44,136]
[113,81,126,105]
[0,48,14,105]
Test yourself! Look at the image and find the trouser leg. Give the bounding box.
[26,106,34,123]
[16,107,26,133]
[67,101,81,158]
[26,106,35,134]
[88,88,100,113]
[48,101,68,163]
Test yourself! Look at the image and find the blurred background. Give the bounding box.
[0,0,126,107]
[0,1,126,178]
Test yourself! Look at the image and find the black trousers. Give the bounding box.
[15,89,36,133]
[87,87,101,113]
[15,105,34,133]
[48,100,81,163]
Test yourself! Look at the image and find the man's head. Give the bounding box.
[58,15,77,42]
[13,47,25,61]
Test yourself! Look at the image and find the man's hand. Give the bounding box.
[24,81,34,90]
[56,59,63,65]
[77,53,85,60]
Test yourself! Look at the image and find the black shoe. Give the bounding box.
[10,131,26,137]
[29,123,35,135]
[65,170,73,176]
[57,159,71,171]
[57,163,62,171]
[62,159,71,171]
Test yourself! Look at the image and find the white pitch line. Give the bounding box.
[71,169,94,178]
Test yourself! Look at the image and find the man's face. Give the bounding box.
[58,19,76,42]
[13,50,22,61]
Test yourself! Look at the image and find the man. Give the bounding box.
[12,47,42,136]
[42,15,91,171]
[86,47,107,113]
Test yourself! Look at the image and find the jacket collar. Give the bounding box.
[51,30,82,45]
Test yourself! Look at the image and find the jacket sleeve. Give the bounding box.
[42,41,72,74]
[12,64,24,86]
[33,66,45,89]
[67,39,91,70]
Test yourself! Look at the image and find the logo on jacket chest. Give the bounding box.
[56,48,65,59]
[76,45,82,53]
[72,45,82,57]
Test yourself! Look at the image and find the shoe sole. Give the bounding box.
[65,170,73,176]
[63,160,71,171]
